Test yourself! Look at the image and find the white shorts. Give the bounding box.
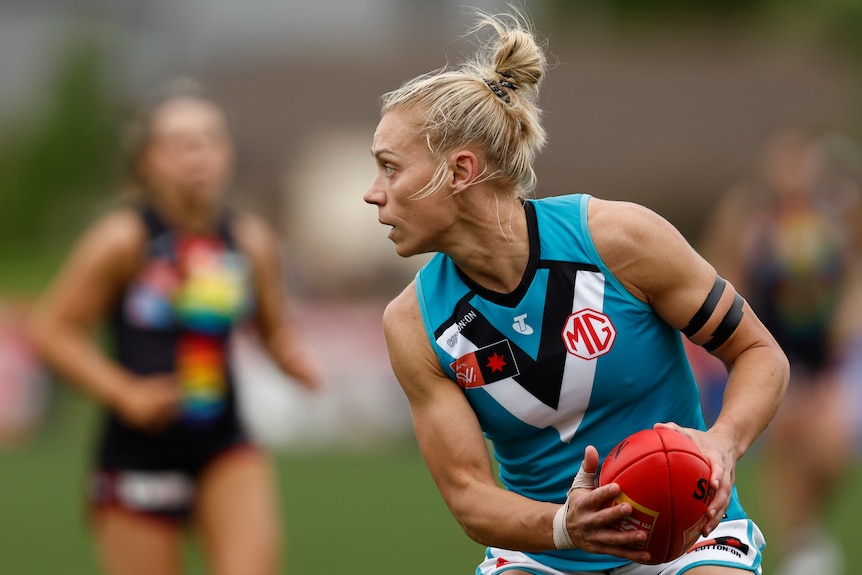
[477,518,765,575]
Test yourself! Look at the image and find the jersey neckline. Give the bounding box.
[453,200,540,308]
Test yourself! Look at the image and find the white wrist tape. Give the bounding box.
[553,462,596,550]
[553,502,574,549]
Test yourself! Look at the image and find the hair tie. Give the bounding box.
[498,71,518,90]
[484,80,511,104]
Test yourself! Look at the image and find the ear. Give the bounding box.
[449,150,480,193]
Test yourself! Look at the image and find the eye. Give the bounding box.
[383,164,395,176]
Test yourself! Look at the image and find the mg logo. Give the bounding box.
[562,308,616,359]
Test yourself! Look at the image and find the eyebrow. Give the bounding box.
[371,147,394,159]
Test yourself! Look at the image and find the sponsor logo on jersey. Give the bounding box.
[561,308,616,359]
[445,310,479,347]
[512,313,534,335]
[450,340,520,388]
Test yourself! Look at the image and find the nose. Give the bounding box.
[363,180,384,206]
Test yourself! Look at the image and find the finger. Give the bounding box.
[569,481,621,514]
[592,498,635,526]
[653,421,681,432]
[599,525,649,549]
[568,445,600,491]
[703,489,731,534]
[582,445,599,474]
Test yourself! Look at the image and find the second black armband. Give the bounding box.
[702,293,745,352]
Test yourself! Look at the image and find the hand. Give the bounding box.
[562,445,652,562]
[112,374,181,432]
[283,345,325,392]
[654,421,735,535]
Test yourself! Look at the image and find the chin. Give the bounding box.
[393,244,416,258]
[393,241,433,259]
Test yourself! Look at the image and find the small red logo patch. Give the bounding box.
[561,309,616,359]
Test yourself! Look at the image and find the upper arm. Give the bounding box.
[31,209,144,334]
[231,211,289,344]
[589,198,782,366]
[383,286,497,500]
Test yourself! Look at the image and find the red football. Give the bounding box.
[597,427,714,564]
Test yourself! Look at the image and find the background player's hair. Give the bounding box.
[380,8,548,199]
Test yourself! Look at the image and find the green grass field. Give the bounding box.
[2,388,861,574]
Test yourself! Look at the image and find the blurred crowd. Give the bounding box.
[691,127,862,575]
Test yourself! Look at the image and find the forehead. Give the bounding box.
[372,108,426,156]
[150,97,227,138]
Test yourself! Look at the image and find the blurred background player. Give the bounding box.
[699,128,862,575]
[365,8,789,574]
[28,79,322,575]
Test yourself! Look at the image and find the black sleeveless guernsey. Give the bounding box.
[90,206,254,515]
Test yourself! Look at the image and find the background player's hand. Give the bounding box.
[563,445,651,562]
[112,374,181,432]
[284,345,325,392]
[654,421,734,535]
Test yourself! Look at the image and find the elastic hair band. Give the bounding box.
[703,293,745,352]
[484,80,512,104]
[682,276,727,337]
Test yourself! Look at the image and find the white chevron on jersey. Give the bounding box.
[436,270,606,443]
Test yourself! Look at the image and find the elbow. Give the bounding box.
[447,489,495,547]
[776,347,791,397]
[454,511,494,548]
[448,497,483,544]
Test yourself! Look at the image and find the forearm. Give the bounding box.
[446,477,560,551]
[712,344,789,457]
[263,326,305,377]
[30,320,131,410]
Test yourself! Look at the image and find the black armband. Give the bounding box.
[703,293,745,352]
[682,276,727,337]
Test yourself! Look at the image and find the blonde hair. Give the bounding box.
[381,8,548,199]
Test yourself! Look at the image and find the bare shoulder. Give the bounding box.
[587,197,714,303]
[383,282,423,338]
[35,207,148,320]
[588,197,679,256]
[230,209,280,260]
[73,207,148,269]
[383,281,451,399]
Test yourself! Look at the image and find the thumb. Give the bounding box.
[582,444,599,475]
[570,445,599,490]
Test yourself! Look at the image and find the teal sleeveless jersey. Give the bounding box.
[414,194,746,571]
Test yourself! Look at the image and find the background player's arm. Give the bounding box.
[233,211,322,390]
[383,283,646,558]
[589,198,790,533]
[28,209,180,429]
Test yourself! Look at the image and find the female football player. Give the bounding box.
[29,79,322,575]
[364,8,789,575]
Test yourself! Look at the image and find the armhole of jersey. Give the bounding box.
[137,205,156,238]
[414,270,453,373]
[217,209,238,248]
[413,271,436,344]
[577,194,653,313]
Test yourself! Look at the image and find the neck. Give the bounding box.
[448,198,530,294]
[149,188,221,234]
